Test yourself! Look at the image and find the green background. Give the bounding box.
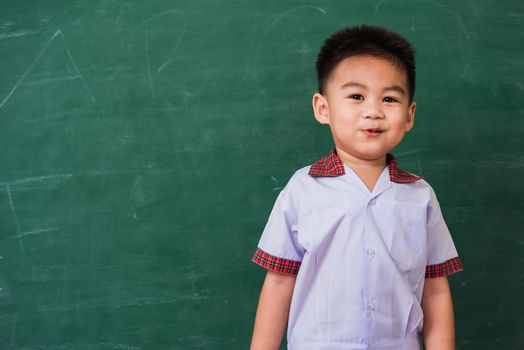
[0,0,522,349]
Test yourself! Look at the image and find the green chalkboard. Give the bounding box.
[0,0,523,349]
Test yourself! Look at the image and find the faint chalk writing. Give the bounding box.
[5,185,24,257]
[0,30,95,112]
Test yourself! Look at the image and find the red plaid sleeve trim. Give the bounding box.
[251,248,301,276]
[425,257,464,278]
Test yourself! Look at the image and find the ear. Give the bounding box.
[404,101,416,132]
[312,93,330,125]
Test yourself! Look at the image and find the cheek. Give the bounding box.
[332,118,357,135]
[329,120,354,140]
[332,108,357,124]
[389,113,409,128]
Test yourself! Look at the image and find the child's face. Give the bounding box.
[313,55,416,163]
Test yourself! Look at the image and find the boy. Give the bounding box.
[250,25,464,350]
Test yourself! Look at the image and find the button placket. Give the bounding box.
[365,197,378,316]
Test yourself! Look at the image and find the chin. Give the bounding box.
[351,148,387,157]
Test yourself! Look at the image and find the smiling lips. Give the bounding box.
[362,128,384,137]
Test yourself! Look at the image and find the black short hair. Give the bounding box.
[316,24,416,102]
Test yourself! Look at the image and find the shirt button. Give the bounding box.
[367,248,376,258]
[367,299,377,310]
[369,198,376,206]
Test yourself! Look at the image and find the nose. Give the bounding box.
[360,101,385,119]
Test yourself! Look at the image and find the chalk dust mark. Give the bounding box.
[6,185,24,257]
[157,58,183,74]
[1,21,16,27]
[270,176,282,191]
[40,16,52,24]
[145,29,156,98]
[0,227,60,243]
[156,22,187,73]
[155,55,210,102]
[22,227,60,237]
[98,344,141,350]
[135,8,186,29]
[164,97,179,111]
[65,60,73,75]
[23,107,83,123]
[251,5,326,78]
[61,32,96,101]
[10,312,18,349]
[0,30,95,112]
[21,75,81,87]
[0,30,38,40]
[451,12,472,78]
[115,8,124,24]
[0,173,73,187]
[375,0,390,13]
[157,55,209,76]
[375,0,472,78]
[142,9,187,98]
[0,31,61,110]
[396,149,428,157]
[259,5,326,42]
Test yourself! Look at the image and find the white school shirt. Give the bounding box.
[252,149,464,350]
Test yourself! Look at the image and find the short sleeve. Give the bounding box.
[425,187,464,278]
[251,184,305,276]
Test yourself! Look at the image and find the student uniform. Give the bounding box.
[252,149,464,350]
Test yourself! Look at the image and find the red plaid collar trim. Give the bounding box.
[308,149,423,183]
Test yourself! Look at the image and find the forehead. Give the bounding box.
[328,55,408,90]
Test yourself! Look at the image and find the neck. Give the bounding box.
[335,147,387,169]
[335,147,388,193]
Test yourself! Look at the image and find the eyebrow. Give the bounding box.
[341,81,406,96]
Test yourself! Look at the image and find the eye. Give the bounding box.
[383,96,399,103]
[348,94,364,101]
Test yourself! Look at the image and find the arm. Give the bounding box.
[250,270,297,350]
[421,276,455,350]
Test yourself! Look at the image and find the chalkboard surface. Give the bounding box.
[1,1,522,349]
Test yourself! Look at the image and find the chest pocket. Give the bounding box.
[389,205,428,270]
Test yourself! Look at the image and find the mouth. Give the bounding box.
[362,128,384,136]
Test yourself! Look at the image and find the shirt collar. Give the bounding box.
[308,148,423,183]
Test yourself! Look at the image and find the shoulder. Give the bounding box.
[280,165,315,194]
[292,164,315,179]
[405,177,433,190]
[276,164,321,203]
[391,176,439,206]
[413,178,439,199]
